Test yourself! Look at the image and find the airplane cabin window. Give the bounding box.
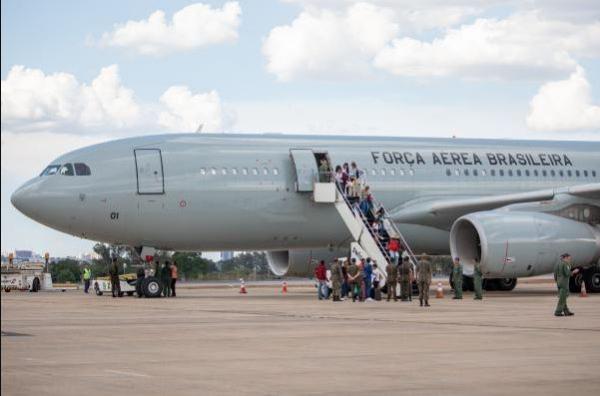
[583,170,588,177]
[473,169,478,176]
[380,169,386,176]
[273,168,279,176]
[222,168,227,175]
[446,169,451,176]
[252,168,259,175]
[263,167,269,176]
[490,169,496,176]
[74,163,91,176]
[542,170,547,177]
[516,170,521,177]
[481,170,486,176]
[534,170,539,176]
[400,169,406,176]
[575,170,580,177]
[567,170,572,177]
[59,163,74,176]
[558,170,564,177]
[499,169,504,176]
[242,168,248,175]
[371,169,377,176]
[593,170,597,177]
[41,164,61,176]
[231,168,238,175]
[464,169,469,176]
[550,170,556,177]
[508,170,513,177]
[454,169,460,176]
[210,168,217,175]
[409,169,415,176]
[390,169,396,176]
[200,168,206,175]
[525,170,530,176]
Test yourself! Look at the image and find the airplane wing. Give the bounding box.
[390,183,600,230]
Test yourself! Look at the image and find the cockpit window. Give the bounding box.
[41,165,61,176]
[74,163,91,176]
[59,163,74,176]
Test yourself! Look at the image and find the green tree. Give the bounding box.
[171,252,218,280]
[50,259,81,283]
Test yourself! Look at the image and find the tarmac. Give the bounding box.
[2,281,599,396]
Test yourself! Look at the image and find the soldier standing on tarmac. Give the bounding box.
[109,258,121,298]
[399,256,412,301]
[554,253,578,317]
[330,260,343,302]
[161,261,172,297]
[473,258,483,300]
[386,259,398,301]
[417,254,432,307]
[452,257,463,299]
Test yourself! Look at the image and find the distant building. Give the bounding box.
[15,250,33,262]
[220,251,234,261]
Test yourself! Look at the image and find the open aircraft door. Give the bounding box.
[290,149,318,192]
[134,148,165,194]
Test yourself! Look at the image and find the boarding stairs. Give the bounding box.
[313,181,419,279]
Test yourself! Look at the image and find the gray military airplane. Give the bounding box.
[11,133,600,296]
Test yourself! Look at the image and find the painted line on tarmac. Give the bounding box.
[104,369,149,378]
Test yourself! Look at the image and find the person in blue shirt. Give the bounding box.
[363,258,373,300]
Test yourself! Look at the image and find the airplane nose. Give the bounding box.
[11,180,40,219]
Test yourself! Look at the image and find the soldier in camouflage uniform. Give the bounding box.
[473,258,483,300]
[108,258,121,298]
[417,254,432,307]
[386,260,398,301]
[330,260,343,302]
[452,257,463,300]
[554,253,577,316]
[399,256,412,301]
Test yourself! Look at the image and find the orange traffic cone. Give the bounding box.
[436,281,444,298]
[239,278,247,294]
[581,281,588,297]
[282,281,288,294]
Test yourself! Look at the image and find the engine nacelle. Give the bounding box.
[450,211,600,278]
[266,247,349,277]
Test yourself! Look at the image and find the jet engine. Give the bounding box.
[266,247,349,277]
[450,211,600,279]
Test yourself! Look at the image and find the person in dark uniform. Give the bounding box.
[473,258,483,300]
[161,261,172,297]
[136,265,145,298]
[452,257,463,299]
[108,258,121,298]
[399,256,412,301]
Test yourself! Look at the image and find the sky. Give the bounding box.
[1,0,600,256]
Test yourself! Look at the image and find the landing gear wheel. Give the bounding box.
[94,282,103,296]
[569,273,584,293]
[141,277,162,298]
[126,291,134,296]
[462,276,474,291]
[30,277,40,292]
[496,278,517,291]
[584,266,600,293]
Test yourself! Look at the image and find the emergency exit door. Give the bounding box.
[134,148,164,194]
[290,149,318,192]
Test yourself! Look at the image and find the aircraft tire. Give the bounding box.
[141,277,162,298]
[569,273,583,293]
[462,276,474,291]
[127,291,134,296]
[495,278,517,291]
[584,265,600,293]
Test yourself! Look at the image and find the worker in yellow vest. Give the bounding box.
[83,267,92,294]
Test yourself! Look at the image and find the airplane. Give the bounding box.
[11,133,600,297]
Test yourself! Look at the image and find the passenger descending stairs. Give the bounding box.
[313,182,419,282]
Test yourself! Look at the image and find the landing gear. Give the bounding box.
[495,278,517,291]
[30,277,40,292]
[94,282,103,296]
[584,265,600,293]
[569,272,584,293]
[141,277,162,298]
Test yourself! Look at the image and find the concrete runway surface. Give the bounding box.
[2,283,599,396]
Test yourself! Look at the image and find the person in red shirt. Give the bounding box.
[314,260,328,300]
[388,238,401,265]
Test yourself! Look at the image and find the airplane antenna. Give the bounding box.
[196,123,204,133]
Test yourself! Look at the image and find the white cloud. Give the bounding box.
[263,2,398,81]
[100,2,241,56]
[1,64,231,135]
[158,87,233,132]
[1,65,141,133]
[374,12,600,80]
[526,67,600,132]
